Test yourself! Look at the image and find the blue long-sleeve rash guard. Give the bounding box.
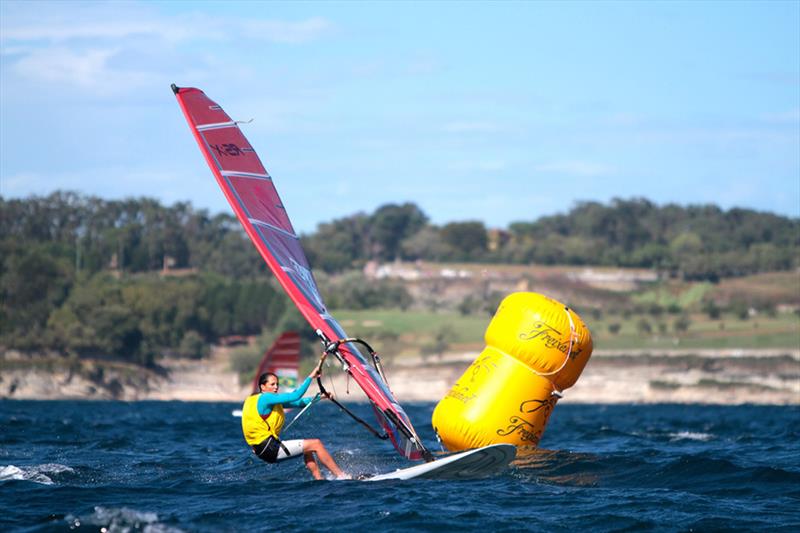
[256,376,314,415]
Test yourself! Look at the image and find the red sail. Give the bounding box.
[172,85,425,460]
[251,332,301,395]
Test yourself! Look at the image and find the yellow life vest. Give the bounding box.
[241,393,285,446]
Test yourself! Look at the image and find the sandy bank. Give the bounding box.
[2,348,798,405]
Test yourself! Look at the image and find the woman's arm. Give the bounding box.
[258,376,312,412]
[283,395,314,409]
[258,354,327,412]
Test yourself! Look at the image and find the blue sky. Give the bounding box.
[1,0,798,233]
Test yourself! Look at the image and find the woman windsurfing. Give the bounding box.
[241,353,350,480]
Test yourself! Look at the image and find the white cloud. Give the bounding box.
[1,2,331,46]
[0,171,40,196]
[406,56,441,76]
[1,2,333,95]
[534,161,615,177]
[444,157,509,173]
[0,170,82,196]
[240,17,332,44]
[760,108,800,125]
[1,45,34,56]
[2,17,189,44]
[605,112,647,127]
[350,60,387,77]
[441,121,501,133]
[475,160,508,172]
[0,165,224,210]
[13,47,117,87]
[0,1,189,43]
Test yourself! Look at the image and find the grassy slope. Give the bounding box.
[332,308,799,354]
[589,313,799,350]
[331,270,800,355]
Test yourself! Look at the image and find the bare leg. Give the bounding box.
[303,452,323,480]
[303,439,348,479]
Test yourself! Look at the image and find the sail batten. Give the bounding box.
[220,170,272,179]
[197,121,237,131]
[173,84,426,461]
[249,219,297,240]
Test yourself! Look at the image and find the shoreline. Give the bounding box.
[2,348,798,405]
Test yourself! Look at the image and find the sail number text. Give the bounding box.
[210,143,246,157]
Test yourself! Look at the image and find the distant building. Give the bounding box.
[487,228,511,252]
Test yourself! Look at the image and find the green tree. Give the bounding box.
[0,244,74,349]
[673,315,691,335]
[440,221,488,261]
[703,300,722,320]
[368,203,428,260]
[324,272,412,310]
[401,226,456,261]
[177,330,209,359]
[303,214,369,272]
[46,274,151,365]
[421,324,456,359]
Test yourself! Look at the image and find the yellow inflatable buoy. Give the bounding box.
[431,292,593,451]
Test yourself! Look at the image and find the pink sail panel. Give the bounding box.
[201,127,267,176]
[251,332,301,394]
[172,85,425,460]
[227,175,294,234]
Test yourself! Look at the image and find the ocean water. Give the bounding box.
[1,400,799,532]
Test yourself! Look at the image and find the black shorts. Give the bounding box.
[253,436,283,463]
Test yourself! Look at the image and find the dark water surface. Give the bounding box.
[2,401,799,532]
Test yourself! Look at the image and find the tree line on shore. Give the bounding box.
[305,198,798,280]
[1,191,797,366]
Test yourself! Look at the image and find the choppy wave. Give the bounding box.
[65,506,184,533]
[0,463,74,485]
[668,430,714,441]
[0,401,798,532]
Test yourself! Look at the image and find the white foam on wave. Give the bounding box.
[0,465,49,484]
[669,431,713,442]
[0,463,74,485]
[37,463,75,474]
[65,506,185,533]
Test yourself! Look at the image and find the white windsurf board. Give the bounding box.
[366,443,516,481]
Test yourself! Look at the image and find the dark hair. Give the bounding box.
[259,372,278,387]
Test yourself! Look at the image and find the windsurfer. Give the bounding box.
[241,355,349,480]
[174,85,429,462]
